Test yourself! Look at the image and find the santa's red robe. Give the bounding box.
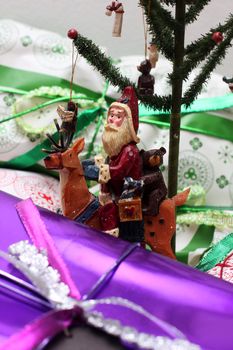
[99,142,142,231]
[102,142,142,198]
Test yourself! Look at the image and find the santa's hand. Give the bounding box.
[94,154,105,167]
[98,164,111,184]
[99,192,112,206]
[82,159,99,181]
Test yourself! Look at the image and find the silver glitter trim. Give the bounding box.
[1,240,77,309]
[0,240,201,350]
[85,310,201,350]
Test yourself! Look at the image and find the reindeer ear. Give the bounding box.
[72,138,85,154]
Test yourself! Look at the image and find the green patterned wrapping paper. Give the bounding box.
[1,19,233,266]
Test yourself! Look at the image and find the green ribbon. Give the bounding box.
[86,81,109,159]
[177,210,233,230]
[1,65,233,141]
[0,85,28,96]
[0,65,101,101]
[1,106,103,169]
[178,205,233,213]
[0,94,94,125]
[176,225,215,264]
[176,187,233,264]
[140,112,233,142]
[177,201,233,230]
[139,93,233,116]
[196,232,233,272]
[0,78,109,171]
[0,65,233,173]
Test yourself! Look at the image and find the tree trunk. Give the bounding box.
[168,0,186,253]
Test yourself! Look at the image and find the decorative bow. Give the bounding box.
[106,1,124,13]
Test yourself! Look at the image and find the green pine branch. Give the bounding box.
[73,34,171,111]
[185,0,211,24]
[139,0,174,61]
[185,14,233,55]
[170,14,233,83]
[160,0,176,5]
[145,0,176,30]
[183,25,233,106]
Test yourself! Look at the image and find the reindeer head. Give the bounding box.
[44,138,85,170]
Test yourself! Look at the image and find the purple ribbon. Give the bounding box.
[2,308,82,350]
[16,199,81,300]
[0,199,140,350]
[2,192,233,350]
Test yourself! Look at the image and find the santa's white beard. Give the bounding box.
[102,118,135,157]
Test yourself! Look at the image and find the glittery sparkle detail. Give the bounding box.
[84,310,201,350]
[2,241,201,350]
[7,240,77,310]
[177,211,233,230]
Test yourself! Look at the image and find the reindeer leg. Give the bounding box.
[143,199,176,259]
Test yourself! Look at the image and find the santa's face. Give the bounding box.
[107,106,126,128]
[102,113,133,157]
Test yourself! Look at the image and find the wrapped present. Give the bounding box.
[175,189,233,265]
[0,19,108,168]
[197,232,233,284]
[0,19,104,94]
[1,19,233,173]
[1,19,233,270]
[1,190,233,350]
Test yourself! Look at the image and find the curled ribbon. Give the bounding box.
[106,1,124,13]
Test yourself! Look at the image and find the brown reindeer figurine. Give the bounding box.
[44,135,189,258]
[43,102,100,229]
[44,137,101,229]
[144,188,190,259]
[43,94,189,259]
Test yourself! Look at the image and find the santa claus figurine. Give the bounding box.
[97,86,142,237]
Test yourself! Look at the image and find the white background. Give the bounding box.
[1,0,233,75]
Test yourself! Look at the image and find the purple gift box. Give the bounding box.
[0,190,233,350]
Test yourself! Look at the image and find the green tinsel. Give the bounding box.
[73,34,171,111]
[168,14,233,103]
[183,24,233,106]
[185,0,211,24]
[185,14,233,55]
[143,0,176,30]
[160,0,176,5]
[73,3,233,111]
[139,0,174,61]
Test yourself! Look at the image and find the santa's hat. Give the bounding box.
[108,86,140,143]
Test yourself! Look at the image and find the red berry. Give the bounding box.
[211,32,223,45]
[67,28,78,40]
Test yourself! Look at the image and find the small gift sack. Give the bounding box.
[118,197,142,222]
[118,198,144,242]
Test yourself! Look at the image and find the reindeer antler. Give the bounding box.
[43,102,78,154]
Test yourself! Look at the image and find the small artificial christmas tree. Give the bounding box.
[68,0,233,251]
